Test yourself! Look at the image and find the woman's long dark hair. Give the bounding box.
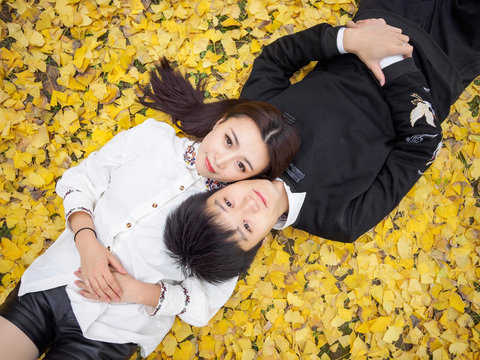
[139,58,300,179]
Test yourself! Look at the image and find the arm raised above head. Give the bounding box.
[241,19,413,101]
[241,23,343,102]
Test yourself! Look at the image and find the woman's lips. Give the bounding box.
[205,157,215,173]
[254,190,267,207]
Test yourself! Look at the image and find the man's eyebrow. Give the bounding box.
[215,199,225,212]
[231,128,253,171]
[236,228,247,241]
[215,199,248,241]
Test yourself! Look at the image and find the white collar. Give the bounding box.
[273,179,306,230]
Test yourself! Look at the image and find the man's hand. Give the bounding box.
[343,18,413,86]
[75,233,127,303]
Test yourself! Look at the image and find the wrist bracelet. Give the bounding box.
[74,227,97,242]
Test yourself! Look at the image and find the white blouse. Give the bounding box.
[19,119,237,356]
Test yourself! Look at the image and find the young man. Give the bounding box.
[165,0,479,279]
[238,0,479,244]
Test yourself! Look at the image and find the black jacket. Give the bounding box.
[241,10,463,243]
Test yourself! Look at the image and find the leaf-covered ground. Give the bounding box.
[1,0,479,359]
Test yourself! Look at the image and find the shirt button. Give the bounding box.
[126,223,132,228]
[152,203,158,208]
[179,185,185,191]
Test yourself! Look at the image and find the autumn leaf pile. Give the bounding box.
[1,0,479,358]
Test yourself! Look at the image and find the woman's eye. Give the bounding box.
[238,162,246,172]
[225,199,233,207]
[243,221,251,232]
[225,135,232,146]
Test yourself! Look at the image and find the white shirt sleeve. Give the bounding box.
[337,27,347,54]
[147,277,237,327]
[56,128,130,230]
[379,55,404,69]
[56,119,160,230]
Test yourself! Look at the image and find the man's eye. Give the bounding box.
[225,199,233,207]
[225,135,232,146]
[238,162,246,172]
[243,221,251,232]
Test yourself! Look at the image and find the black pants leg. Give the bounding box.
[0,283,138,360]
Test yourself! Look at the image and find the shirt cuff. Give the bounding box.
[62,190,94,230]
[336,27,347,54]
[148,281,187,316]
[379,55,404,69]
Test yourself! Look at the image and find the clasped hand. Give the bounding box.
[74,266,140,303]
[74,233,128,302]
[344,18,414,86]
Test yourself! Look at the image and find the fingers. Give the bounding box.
[74,279,100,299]
[108,253,127,274]
[74,269,121,302]
[346,20,359,29]
[349,18,387,28]
[91,275,121,302]
[370,63,386,87]
[395,40,413,57]
[102,271,122,302]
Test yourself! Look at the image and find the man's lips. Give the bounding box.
[254,190,267,207]
[205,157,215,173]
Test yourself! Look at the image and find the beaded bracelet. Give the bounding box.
[74,227,97,242]
[151,281,167,316]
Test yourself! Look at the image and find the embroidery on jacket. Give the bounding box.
[183,144,197,167]
[426,141,442,166]
[65,206,93,219]
[410,93,436,127]
[205,178,227,191]
[406,133,438,143]
[64,189,81,198]
[179,285,190,314]
[151,281,167,316]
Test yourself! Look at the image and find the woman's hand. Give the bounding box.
[343,18,413,86]
[75,232,127,303]
[75,268,143,304]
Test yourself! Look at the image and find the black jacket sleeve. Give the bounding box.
[240,24,342,102]
[346,58,443,242]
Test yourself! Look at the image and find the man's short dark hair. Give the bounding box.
[164,190,262,284]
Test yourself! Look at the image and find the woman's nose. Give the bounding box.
[216,153,234,169]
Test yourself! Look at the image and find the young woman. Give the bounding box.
[0,60,300,359]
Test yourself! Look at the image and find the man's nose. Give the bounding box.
[243,195,259,212]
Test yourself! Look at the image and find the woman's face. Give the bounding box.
[196,115,269,182]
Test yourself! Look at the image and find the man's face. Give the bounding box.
[206,179,285,250]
